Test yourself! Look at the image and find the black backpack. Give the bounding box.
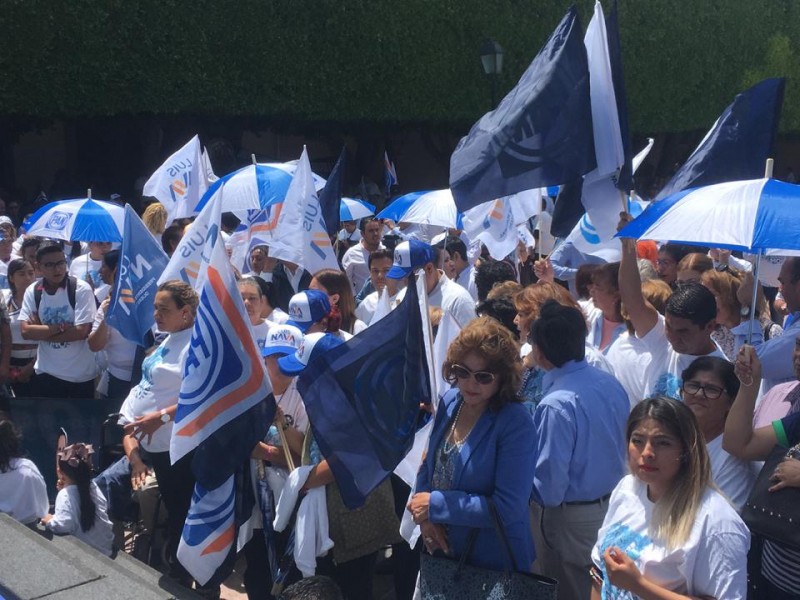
[34,276,78,313]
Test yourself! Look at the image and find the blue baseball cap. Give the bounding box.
[386,239,435,279]
[286,290,331,333]
[277,332,343,375]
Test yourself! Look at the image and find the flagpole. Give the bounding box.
[747,157,774,344]
[277,425,296,471]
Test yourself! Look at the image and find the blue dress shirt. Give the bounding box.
[532,359,629,506]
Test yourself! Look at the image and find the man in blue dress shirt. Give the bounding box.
[528,300,629,600]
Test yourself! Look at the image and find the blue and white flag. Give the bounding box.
[656,78,785,200]
[297,279,431,509]
[269,148,339,274]
[106,205,170,345]
[385,151,398,194]
[171,239,272,463]
[174,237,274,584]
[177,402,272,585]
[158,190,222,289]
[449,6,595,212]
[143,135,210,222]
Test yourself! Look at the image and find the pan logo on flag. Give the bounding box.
[310,230,329,260]
[579,215,600,245]
[46,211,72,231]
[170,171,192,203]
[482,199,505,230]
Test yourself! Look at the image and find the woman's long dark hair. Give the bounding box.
[0,418,24,473]
[58,458,97,532]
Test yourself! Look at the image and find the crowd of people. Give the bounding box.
[1,195,800,600]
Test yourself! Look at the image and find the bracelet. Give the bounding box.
[281,422,290,431]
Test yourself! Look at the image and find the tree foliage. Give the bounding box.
[0,0,797,132]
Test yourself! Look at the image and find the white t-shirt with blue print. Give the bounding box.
[19,278,97,383]
[638,314,727,401]
[592,475,749,599]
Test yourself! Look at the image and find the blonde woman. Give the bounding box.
[591,396,749,600]
[141,202,168,237]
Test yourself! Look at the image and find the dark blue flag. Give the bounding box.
[449,6,596,213]
[318,147,347,237]
[107,204,170,345]
[550,179,585,238]
[656,78,785,200]
[606,0,633,193]
[297,282,431,509]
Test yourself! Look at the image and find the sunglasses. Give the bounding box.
[449,364,497,385]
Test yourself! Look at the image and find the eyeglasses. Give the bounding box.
[41,260,67,270]
[449,364,496,385]
[681,381,725,400]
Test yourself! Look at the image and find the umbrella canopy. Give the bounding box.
[24,198,124,242]
[340,198,375,221]
[376,189,462,229]
[617,178,800,255]
[194,162,326,214]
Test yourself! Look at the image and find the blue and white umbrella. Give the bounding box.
[340,198,375,221]
[377,189,462,229]
[194,161,326,215]
[617,177,800,254]
[24,197,125,242]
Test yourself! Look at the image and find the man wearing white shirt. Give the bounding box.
[438,235,478,301]
[617,215,726,400]
[341,217,383,294]
[388,240,477,327]
[20,243,97,398]
[354,249,395,324]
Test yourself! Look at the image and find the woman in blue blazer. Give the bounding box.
[408,316,537,573]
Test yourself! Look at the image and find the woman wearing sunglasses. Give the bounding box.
[408,317,537,577]
[680,356,756,509]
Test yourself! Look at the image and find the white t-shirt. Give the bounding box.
[592,474,749,600]
[7,297,37,360]
[427,273,476,328]
[69,253,110,302]
[92,302,137,381]
[267,307,290,325]
[638,314,727,400]
[19,278,98,383]
[606,332,654,409]
[0,458,49,524]
[455,265,478,302]
[46,482,114,557]
[342,243,377,294]
[119,327,192,453]
[519,341,615,375]
[706,435,758,511]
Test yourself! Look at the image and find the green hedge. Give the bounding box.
[0,0,797,132]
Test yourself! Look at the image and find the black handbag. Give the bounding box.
[419,502,557,600]
[741,443,800,550]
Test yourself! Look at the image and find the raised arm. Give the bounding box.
[723,346,777,460]
[617,213,658,337]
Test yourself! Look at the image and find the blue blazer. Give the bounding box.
[415,390,537,572]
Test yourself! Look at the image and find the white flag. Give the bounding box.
[143,135,209,222]
[585,1,624,176]
[461,198,519,260]
[158,191,222,289]
[269,148,338,274]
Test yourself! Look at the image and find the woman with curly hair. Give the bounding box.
[409,317,537,580]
